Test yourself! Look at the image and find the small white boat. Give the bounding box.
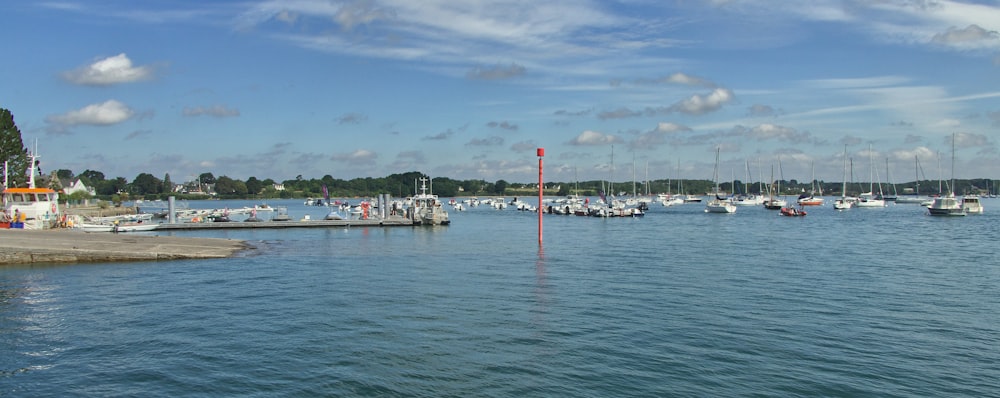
[75,223,115,233]
[961,195,983,214]
[115,223,159,232]
[855,192,886,208]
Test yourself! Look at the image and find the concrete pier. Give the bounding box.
[154,217,413,230]
[0,229,250,265]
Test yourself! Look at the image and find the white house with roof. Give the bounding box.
[62,178,96,197]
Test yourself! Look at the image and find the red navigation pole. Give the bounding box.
[537,147,544,245]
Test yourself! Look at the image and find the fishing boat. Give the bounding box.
[408,176,450,225]
[2,145,61,229]
[705,147,736,213]
[928,134,965,217]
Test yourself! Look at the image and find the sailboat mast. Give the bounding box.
[609,145,615,196]
[841,145,848,199]
[950,133,956,195]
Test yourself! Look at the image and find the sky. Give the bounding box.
[3,0,1000,186]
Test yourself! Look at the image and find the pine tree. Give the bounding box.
[0,108,30,187]
[163,173,173,194]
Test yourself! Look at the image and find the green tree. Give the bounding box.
[97,177,128,196]
[199,172,216,185]
[0,108,30,187]
[245,176,262,195]
[214,175,239,195]
[163,173,173,194]
[80,169,105,186]
[557,184,570,196]
[132,173,163,195]
[56,169,75,181]
[494,179,509,195]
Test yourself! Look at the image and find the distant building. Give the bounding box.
[61,178,96,197]
[272,183,285,191]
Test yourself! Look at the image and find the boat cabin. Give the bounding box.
[3,187,61,227]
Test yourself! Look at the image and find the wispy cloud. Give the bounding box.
[423,129,455,140]
[331,149,378,164]
[466,63,526,80]
[183,105,240,117]
[337,112,368,124]
[465,136,504,146]
[486,121,518,131]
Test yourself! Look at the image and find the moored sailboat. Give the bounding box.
[833,145,854,210]
[705,147,736,213]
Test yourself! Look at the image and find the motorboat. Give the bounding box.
[961,195,983,214]
[927,194,965,216]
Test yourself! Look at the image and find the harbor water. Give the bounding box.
[2,198,999,397]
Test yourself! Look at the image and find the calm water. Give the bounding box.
[2,198,999,397]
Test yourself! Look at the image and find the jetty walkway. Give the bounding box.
[0,229,249,265]
[154,216,414,230]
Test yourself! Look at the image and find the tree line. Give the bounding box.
[2,108,994,202]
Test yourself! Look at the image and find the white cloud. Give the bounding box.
[669,88,734,115]
[62,53,153,86]
[46,100,134,126]
[655,122,691,133]
[568,130,620,146]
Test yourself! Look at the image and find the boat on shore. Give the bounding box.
[2,146,61,229]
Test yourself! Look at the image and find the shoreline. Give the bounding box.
[0,229,250,265]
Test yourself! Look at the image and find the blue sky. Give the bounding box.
[4,0,1000,185]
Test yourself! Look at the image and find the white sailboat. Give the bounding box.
[763,161,786,210]
[855,144,886,208]
[705,147,736,213]
[896,155,931,204]
[833,145,854,210]
[797,162,825,206]
[732,160,764,206]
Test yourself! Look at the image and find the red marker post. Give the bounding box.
[537,147,544,245]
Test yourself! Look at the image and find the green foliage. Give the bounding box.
[199,172,216,185]
[556,184,570,196]
[494,179,509,195]
[163,173,173,193]
[0,108,29,187]
[132,173,163,195]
